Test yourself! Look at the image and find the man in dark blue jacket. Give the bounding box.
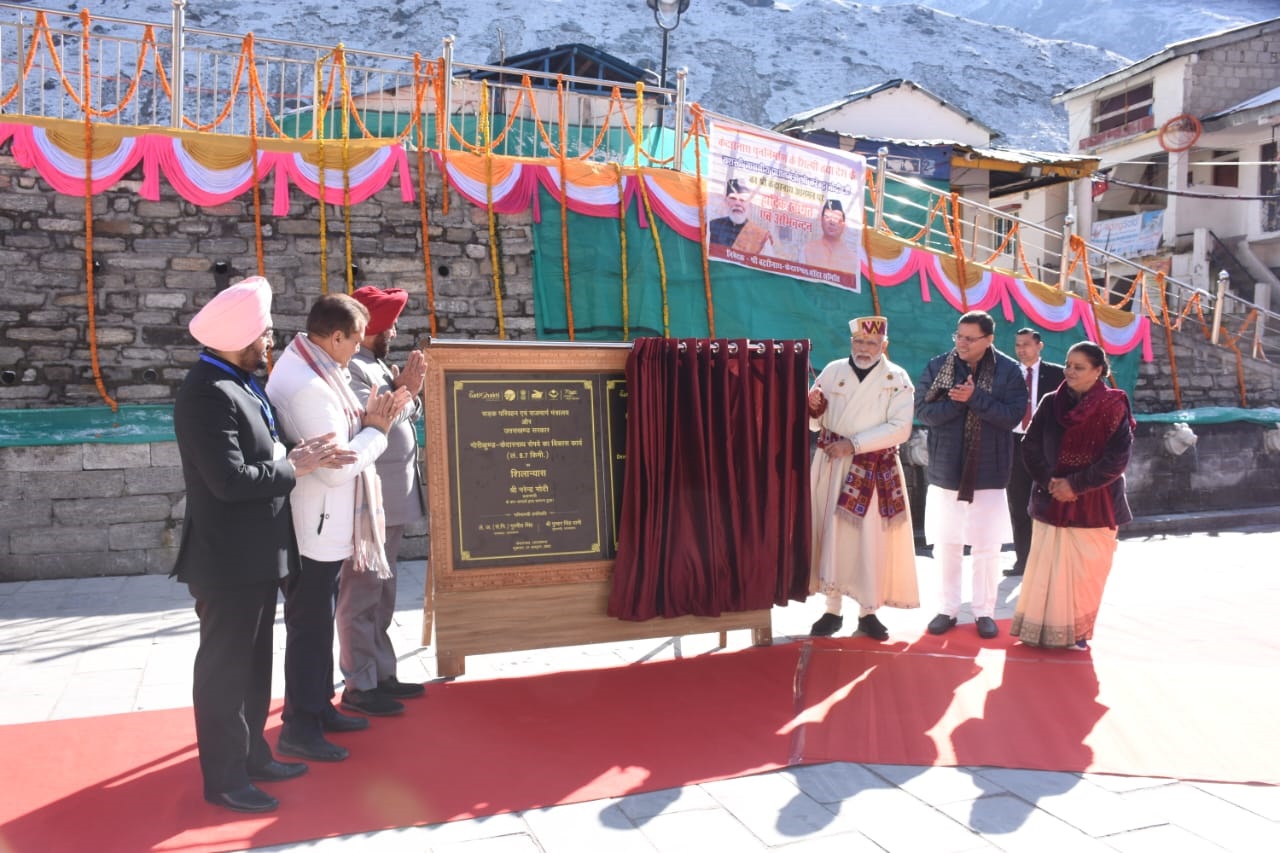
[913,310,1027,639]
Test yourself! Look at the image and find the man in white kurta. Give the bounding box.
[807,316,920,640]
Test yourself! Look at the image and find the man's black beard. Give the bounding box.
[371,333,391,360]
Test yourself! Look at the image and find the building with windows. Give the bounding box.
[774,79,1097,285]
[1054,16,1280,307]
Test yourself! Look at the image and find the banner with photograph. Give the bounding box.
[707,121,866,291]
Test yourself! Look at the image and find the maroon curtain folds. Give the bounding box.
[608,338,812,620]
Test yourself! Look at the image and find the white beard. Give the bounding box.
[853,354,880,370]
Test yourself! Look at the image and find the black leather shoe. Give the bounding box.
[205,784,278,813]
[277,735,349,762]
[976,616,999,639]
[247,759,308,783]
[809,613,844,637]
[927,613,957,635]
[322,705,371,733]
[377,676,426,699]
[856,613,890,641]
[1003,566,1025,577]
[342,687,405,717]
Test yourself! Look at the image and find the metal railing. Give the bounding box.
[873,158,1279,363]
[0,2,685,163]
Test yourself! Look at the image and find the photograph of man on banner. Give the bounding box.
[706,120,866,292]
[801,198,859,274]
[708,178,775,255]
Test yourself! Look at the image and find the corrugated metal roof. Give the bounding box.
[1202,84,1280,125]
[457,43,656,96]
[817,133,1096,171]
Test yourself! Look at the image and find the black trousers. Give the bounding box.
[1006,433,1034,571]
[191,580,278,796]
[280,556,342,741]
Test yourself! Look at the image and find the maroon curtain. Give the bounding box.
[608,338,811,620]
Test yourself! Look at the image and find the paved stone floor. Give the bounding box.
[2,528,1279,851]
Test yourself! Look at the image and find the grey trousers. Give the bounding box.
[336,525,403,691]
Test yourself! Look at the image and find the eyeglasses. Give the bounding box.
[952,333,990,344]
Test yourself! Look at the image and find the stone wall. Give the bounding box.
[0,442,181,579]
[1135,322,1280,411]
[0,145,537,407]
[0,439,430,581]
[1126,421,1280,515]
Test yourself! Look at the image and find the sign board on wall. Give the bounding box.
[1089,210,1164,265]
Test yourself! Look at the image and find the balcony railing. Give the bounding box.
[871,159,1280,372]
[0,2,686,165]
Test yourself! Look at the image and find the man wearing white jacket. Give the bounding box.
[806,316,920,641]
[266,294,408,762]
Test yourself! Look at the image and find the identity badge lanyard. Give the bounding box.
[200,353,280,442]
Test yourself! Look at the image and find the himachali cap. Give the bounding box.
[188,275,272,352]
[850,316,888,337]
[822,198,844,215]
[351,286,408,336]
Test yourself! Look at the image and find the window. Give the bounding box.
[994,207,1020,257]
[1211,150,1239,188]
[1188,150,1240,188]
[1093,83,1153,135]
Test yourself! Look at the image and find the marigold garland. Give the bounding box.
[413,56,439,337]
[245,34,266,275]
[338,46,355,294]
[946,192,970,311]
[315,54,331,294]
[631,87,669,336]
[689,107,715,337]
[479,85,506,339]
[555,78,575,340]
[1155,273,1184,409]
[79,22,116,412]
[615,163,630,339]
[435,60,451,215]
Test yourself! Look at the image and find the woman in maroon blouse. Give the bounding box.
[1009,341,1135,650]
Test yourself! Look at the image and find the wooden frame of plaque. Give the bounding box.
[422,339,772,676]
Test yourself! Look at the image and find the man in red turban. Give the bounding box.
[338,286,429,714]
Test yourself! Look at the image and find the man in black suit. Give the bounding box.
[172,276,354,814]
[1004,328,1065,577]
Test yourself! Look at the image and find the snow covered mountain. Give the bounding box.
[11,0,1279,150]
[877,0,1279,59]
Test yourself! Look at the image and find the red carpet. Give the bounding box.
[2,622,1277,852]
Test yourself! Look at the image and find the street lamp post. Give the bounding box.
[647,0,690,135]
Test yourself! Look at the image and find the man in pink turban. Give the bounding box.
[173,276,354,813]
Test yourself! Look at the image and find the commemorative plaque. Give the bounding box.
[445,372,620,567]
[422,340,771,676]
